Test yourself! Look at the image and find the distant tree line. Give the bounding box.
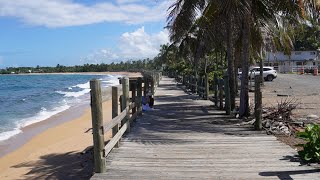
[0,58,162,74]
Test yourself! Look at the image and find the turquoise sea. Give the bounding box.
[0,74,120,141]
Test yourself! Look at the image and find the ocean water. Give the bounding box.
[0,74,121,141]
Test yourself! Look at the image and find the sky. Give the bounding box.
[0,0,173,68]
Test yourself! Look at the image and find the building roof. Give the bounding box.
[265,51,319,61]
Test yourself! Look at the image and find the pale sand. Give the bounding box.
[0,100,113,180]
[0,72,141,179]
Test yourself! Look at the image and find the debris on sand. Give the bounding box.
[240,98,313,135]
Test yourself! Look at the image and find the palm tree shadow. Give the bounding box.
[11,150,94,180]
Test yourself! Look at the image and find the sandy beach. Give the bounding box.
[0,72,141,179]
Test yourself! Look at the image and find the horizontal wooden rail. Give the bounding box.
[129,102,136,110]
[90,71,162,173]
[103,107,128,133]
[104,119,130,155]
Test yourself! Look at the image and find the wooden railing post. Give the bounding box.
[194,73,198,94]
[131,82,137,121]
[112,86,119,148]
[214,74,218,107]
[224,75,231,115]
[90,79,107,173]
[151,75,155,95]
[156,72,160,85]
[255,76,262,130]
[182,75,186,85]
[144,76,149,97]
[205,73,209,100]
[137,77,143,115]
[121,77,130,133]
[219,79,224,110]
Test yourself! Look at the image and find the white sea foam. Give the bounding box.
[0,104,71,141]
[56,89,91,98]
[101,76,120,87]
[72,82,90,89]
[17,104,71,128]
[0,128,22,141]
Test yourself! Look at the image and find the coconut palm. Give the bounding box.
[167,0,319,118]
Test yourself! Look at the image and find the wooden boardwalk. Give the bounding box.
[91,77,320,179]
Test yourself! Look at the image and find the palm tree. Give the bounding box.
[167,0,319,118]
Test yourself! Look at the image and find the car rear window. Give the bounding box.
[263,68,272,71]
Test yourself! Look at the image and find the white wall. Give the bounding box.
[265,51,319,62]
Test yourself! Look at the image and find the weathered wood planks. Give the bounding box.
[91,77,320,179]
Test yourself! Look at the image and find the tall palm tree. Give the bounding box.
[167,0,319,118]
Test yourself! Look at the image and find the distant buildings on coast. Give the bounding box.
[264,50,320,73]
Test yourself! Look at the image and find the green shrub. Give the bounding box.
[296,124,320,162]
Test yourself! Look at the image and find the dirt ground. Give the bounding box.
[260,73,320,118]
[250,73,320,150]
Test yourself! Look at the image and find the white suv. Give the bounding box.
[239,66,277,81]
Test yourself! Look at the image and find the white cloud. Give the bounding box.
[118,26,169,59]
[116,0,143,4]
[80,49,120,64]
[0,0,173,27]
[83,27,169,64]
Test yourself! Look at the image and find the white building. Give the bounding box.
[264,50,320,73]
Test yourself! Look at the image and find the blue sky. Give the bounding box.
[0,0,172,68]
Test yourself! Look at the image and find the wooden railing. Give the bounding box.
[181,74,209,100]
[90,72,162,173]
[142,71,162,96]
[175,73,231,115]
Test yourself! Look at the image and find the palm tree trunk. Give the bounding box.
[227,15,236,110]
[194,41,204,94]
[239,3,252,118]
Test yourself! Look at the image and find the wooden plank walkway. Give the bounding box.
[91,77,320,179]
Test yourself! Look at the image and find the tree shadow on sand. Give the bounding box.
[12,149,94,180]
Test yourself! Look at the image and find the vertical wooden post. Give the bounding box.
[151,75,155,95]
[197,76,200,96]
[191,76,195,93]
[189,75,191,90]
[224,75,231,115]
[112,86,119,148]
[137,77,143,115]
[182,75,185,85]
[121,77,130,133]
[219,79,224,110]
[194,72,198,94]
[214,74,218,107]
[186,75,189,89]
[90,79,106,173]
[131,82,137,121]
[157,73,160,85]
[205,73,209,100]
[143,76,148,97]
[255,76,262,130]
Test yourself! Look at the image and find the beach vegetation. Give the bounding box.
[297,124,320,162]
[0,59,158,74]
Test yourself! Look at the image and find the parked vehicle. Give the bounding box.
[238,66,277,81]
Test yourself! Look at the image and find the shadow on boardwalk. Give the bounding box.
[11,150,93,180]
[91,77,320,179]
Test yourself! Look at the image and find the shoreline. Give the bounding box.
[0,71,142,155]
[0,103,88,158]
[0,72,141,179]
[1,71,143,77]
[0,99,113,179]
